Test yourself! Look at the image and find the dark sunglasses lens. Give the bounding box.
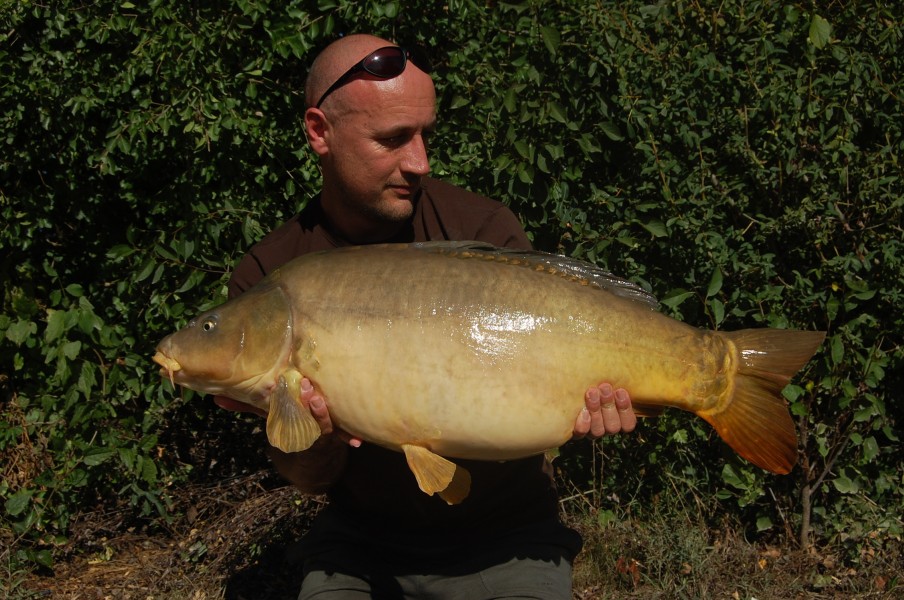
[364,47,407,77]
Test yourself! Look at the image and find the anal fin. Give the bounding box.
[401,444,472,505]
[266,371,321,453]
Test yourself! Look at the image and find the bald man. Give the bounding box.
[217,34,636,599]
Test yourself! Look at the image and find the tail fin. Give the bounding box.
[698,329,826,474]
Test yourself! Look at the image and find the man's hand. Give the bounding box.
[213,378,362,447]
[299,378,362,447]
[573,383,636,439]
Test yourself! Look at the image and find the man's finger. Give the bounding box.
[301,378,362,447]
[614,388,637,432]
[595,383,620,436]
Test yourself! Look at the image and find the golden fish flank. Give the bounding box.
[154,241,825,505]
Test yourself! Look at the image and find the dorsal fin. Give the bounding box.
[412,241,660,311]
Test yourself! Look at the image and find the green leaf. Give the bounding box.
[597,509,616,527]
[832,472,859,494]
[503,87,517,113]
[546,101,567,124]
[660,289,694,310]
[141,456,158,484]
[450,95,470,110]
[540,26,560,56]
[135,257,157,283]
[513,139,532,160]
[6,319,37,344]
[576,133,601,154]
[710,298,725,327]
[641,220,667,238]
[599,121,624,141]
[830,334,844,365]
[861,436,878,462]
[809,14,831,49]
[62,340,82,360]
[33,549,54,569]
[83,448,116,466]
[721,464,744,490]
[45,310,68,342]
[706,268,723,298]
[5,489,34,516]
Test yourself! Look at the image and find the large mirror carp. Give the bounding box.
[154,242,825,504]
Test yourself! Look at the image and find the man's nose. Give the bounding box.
[401,135,430,176]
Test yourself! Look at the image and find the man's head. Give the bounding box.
[304,34,437,243]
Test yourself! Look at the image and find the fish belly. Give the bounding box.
[283,247,712,460]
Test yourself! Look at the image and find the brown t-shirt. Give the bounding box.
[229,177,576,559]
[230,177,532,295]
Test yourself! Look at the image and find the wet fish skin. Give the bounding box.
[154,242,825,504]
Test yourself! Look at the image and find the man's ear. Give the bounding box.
[304,107,329,157]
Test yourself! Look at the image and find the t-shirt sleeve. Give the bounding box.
[226,214,308,299]
[418,178,533,251]
[228,253,267,299]
[472,204,532,251]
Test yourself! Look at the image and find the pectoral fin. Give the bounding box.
[266,371,321,453]
[401,444,472,505]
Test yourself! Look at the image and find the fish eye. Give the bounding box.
[201,317,217,332]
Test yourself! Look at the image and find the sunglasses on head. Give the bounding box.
[314,45,432,109]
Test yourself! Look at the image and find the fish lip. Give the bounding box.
[152,351,182,388]
[152,351,182,372]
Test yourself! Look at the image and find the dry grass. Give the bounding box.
[567,493,901,600]
[8,473,902,600]
[13,472,321,600]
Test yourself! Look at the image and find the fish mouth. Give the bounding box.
[153,351,182,388]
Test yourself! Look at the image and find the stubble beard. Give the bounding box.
[330,178,418,239]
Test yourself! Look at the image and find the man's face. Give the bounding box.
[318,66,437,235]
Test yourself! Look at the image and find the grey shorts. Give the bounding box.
[298,553,573,600]
[292,509,581,599]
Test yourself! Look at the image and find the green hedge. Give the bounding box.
[2,0,901,570]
